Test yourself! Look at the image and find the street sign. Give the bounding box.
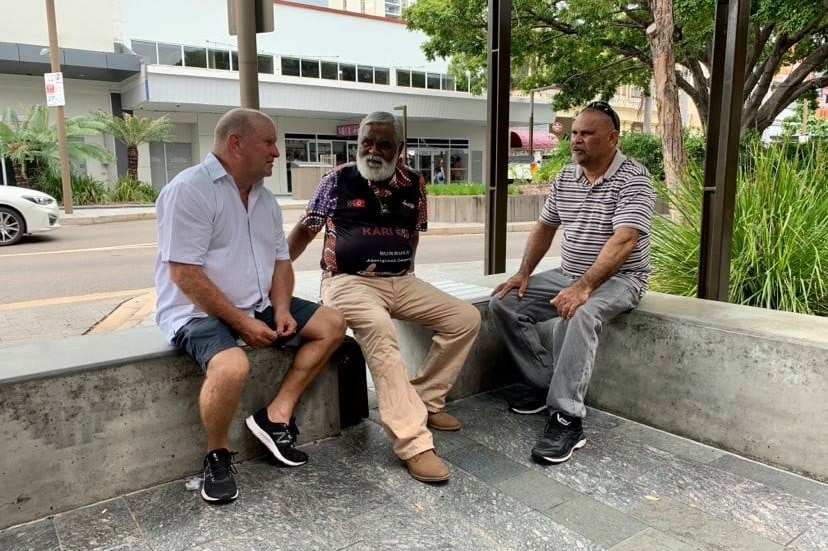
[228,0,274,35]
[44,72,65,107]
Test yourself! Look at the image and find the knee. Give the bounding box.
[206,348,250,387]
[322,305,348,342]
[460,303,482,334]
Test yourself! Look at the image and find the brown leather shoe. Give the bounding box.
[427,411,462,432]
[404,449,450,483]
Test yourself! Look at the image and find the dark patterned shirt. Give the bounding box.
[540,151,655,295]
[299,162,428,276]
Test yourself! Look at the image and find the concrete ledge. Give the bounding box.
[0,326,366,529]
[428,194,545,223]
[395,287,827,482]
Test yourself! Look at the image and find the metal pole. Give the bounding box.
[528,91,534,161]
[393,105,407,160]
[235,0,259,108]
[484,0,512,275]
[697,0,751,300]
[45,0,73,214]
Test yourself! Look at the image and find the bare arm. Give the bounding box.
[492,222,558,298]
[550,226,639,318]
[169,261,278,347]
[287,223,318,261]
[269,259,297,338]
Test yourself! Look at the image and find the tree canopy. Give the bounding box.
[404,0,828,135]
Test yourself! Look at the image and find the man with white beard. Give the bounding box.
[288,111,481,483]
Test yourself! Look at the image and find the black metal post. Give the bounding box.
[484,0,512,275]
[697,0,751,300]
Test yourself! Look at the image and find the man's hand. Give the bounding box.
[237,317,281,349]
[272,310,298,340]
[492,273,531,299]
[550,282,590,319]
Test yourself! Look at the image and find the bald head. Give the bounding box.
[213,108,274,153]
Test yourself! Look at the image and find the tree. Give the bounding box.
[404,0,828,136]
[0,105,113,188]
[97,112,173,181]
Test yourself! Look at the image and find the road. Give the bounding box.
[1,219,559,305]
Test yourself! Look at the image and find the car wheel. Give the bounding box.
[0,206,25,246]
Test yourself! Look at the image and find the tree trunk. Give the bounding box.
[648,0,687,216]
[127,145,138,181]
[11,160,28,188]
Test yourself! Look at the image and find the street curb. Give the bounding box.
[60,212,158,226]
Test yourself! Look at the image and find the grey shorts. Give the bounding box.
[172,297,321,371]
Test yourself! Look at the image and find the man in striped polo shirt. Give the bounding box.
[489,102,655,464]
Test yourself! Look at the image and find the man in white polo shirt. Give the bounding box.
[154,108,346,504]
[489,102,655,465]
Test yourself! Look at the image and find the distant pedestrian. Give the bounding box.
[288,111,481,483]
[154,108,346,503]
[490,101,654,465]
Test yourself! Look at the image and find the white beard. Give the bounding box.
[357,154,396,182]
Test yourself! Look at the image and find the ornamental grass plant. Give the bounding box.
[651,140,827,316]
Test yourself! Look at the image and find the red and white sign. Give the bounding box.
[44,72,65,107]
[336,123,360,137]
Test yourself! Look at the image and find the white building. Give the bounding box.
[0,0,553,194]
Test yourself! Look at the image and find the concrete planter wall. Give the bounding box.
[427,194,546,223]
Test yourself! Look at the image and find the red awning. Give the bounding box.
[510,128,559,150]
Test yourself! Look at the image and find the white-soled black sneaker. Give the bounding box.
[245,409,308,467]
[201,448,238,504]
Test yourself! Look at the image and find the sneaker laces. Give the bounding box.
[207,451,238,481]
[542,418,568,443]
[288,417,300,440]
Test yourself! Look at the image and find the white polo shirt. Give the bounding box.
[154,153,289,342]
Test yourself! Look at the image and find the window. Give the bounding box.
[442,75,455,91]
[281,57,301,76]
[301,59,319,78]
[357,65,373,83]
[385,0,404,18]
[231,52,239,71]
[411,71,426,89]
[183,46,207,68]
[131,40,157,64]
[321,61,338,80]
[375,67,389,85]
[209,49,230,70]
[427,73,441,90]
[257,54,274,74]
[339,63,356,82]
[397,69,411,87]
[157,43,183,66]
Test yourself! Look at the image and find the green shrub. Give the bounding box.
[651,140,827,316]
[619,132,663,181]
[110,177,158,203]
[425,182,520,195]
[31,172,109,205]
[532,140,570,183]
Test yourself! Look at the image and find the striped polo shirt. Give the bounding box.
[540,150,655,295]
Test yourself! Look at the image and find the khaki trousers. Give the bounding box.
[321,273,481,460]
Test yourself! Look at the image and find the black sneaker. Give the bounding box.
[531,411,586,464]
[245,409,308,467]
[201,448,238,504]
[508,390,547,414]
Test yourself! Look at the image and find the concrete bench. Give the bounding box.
[0,326,367,530]
[395,281,828,483]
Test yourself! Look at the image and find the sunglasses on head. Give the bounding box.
[586,101,621,131]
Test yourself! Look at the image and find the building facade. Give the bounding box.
[0,0,553,195]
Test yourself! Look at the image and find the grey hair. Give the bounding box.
[213,108,271,152]
[359,111,405,149]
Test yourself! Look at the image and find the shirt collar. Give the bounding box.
[574,150,626,184]
[203,152,264,188]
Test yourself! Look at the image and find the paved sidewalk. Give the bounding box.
[1,386,825,550]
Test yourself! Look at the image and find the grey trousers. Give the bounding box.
[489,268,640,418]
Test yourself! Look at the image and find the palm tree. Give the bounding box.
[97,112,173,180]
[0,105,113,187]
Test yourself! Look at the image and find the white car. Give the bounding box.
[0,185,61,246]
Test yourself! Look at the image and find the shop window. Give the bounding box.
[281,57,301,76]
[131,40,158,64]
[339,63,356,82]
[321,61,338,80]
[427,73,441,90]
[375,67,389,85]
[411,71,426,89]
[301,59,320,78]
[209,49,230,70]
[257,55,274,74]
[357,65,373,83]
[183,46,207,68]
